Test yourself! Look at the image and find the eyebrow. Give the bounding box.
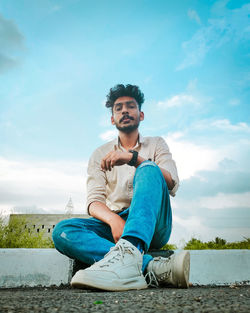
[114,101,136,106]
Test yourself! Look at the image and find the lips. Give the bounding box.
[122,118,131,123]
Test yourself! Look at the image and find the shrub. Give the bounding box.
[161,243,177,250]
[183,237,250,250]
[0,215,54,248]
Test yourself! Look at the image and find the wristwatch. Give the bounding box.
[128,150,138,166]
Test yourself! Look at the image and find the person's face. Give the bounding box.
[111,96,144,133]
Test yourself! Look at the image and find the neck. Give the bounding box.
[118,129,139,150]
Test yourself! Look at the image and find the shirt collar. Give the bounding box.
[113,132,144,149]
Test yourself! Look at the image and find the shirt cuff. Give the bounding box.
[169,178,179,197]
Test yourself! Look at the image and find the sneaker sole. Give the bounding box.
[71,270,148,291]
[172,251,190,288]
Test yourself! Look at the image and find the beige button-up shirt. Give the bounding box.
[86,134,179,213]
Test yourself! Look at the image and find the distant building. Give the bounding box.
[9,197,90,239]
[9,213,89,239]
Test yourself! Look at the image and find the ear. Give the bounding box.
[111,115,115,125]
[139,111,144,121]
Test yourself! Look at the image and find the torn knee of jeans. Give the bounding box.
[137,160,158,169]
[60,231,67,239]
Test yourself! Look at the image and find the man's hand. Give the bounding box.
[89,201,126,243]
[101,150,132,171]
[108,214,126,243]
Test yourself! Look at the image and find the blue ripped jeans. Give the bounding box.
[52,161,172,273]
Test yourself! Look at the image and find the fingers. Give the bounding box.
[101,151,118,171]
[101,151,114,171]
[112,228,123,243]
[101,151,130,171]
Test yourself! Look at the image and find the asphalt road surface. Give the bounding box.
[0,285,249,312]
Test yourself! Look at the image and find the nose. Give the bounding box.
[121,105,129,115]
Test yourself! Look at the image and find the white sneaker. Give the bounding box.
[71,239,148,291]
[146,251,190,288]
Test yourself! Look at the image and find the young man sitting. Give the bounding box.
[52,84,190,291]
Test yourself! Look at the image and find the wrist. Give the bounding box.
[127,150,138,166]
[106,211,119,225]
[127,151,133,162]
[135,155,146,168]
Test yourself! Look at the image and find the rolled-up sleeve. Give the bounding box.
[154,137,179,197]
[86,149,107,212]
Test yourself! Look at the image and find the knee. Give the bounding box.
[136,160,162,178]
[137,160,158,169]
[134,160,166,188]
[52,219,70,246]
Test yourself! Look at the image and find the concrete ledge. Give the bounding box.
[0,249,72,288]
[190,249,250,286]
[0,249,249,288]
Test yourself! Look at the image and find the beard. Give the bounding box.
[114,115,140,133]
[115,122,139,134]
[113,114,140,134]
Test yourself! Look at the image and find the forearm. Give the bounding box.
[88,201,118,225]
[135,155,175,190]
[100,149,175,193]
[89,201,125,242]
[158,167,175,190]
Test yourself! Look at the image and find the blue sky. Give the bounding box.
[0,0,249,245]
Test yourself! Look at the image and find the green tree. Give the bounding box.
[0,215,54,248]
[161,243,177,250]
[183,237,250,250]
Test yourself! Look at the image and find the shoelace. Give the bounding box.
[153,256,172,281]
[99,243,134,268]
[145,271,159,288]
[145,257,172,287]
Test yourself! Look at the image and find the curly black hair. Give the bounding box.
[105,84,144,112]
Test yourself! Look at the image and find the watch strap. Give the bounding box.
[128,150,138,166]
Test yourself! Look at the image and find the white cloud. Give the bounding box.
[193,119,250,133]
[177,30,209,70]
[163,115,250,244]
[211,119,250,132]
[177,2,250,70]
[229,98,240,106]
[171,212,250,245]
[188,9,201,25]
[49,5,62,13]
[99,113,112,127]
[0,157,88,215]
[163,117,250,182]
[158,94,200,108]
[200,192,250,210]
[0,13,25,72]
[173,191,250,214]
[156,79,210,111]
[171,214,212,246]
[101,99,107,107]
[99,129,117,141]
[173,214,203,231]
[163,133,220,180]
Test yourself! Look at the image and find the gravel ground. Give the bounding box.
[0,285,249,313]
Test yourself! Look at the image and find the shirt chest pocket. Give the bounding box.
[140,151,155,162]
[106,170,117,187]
